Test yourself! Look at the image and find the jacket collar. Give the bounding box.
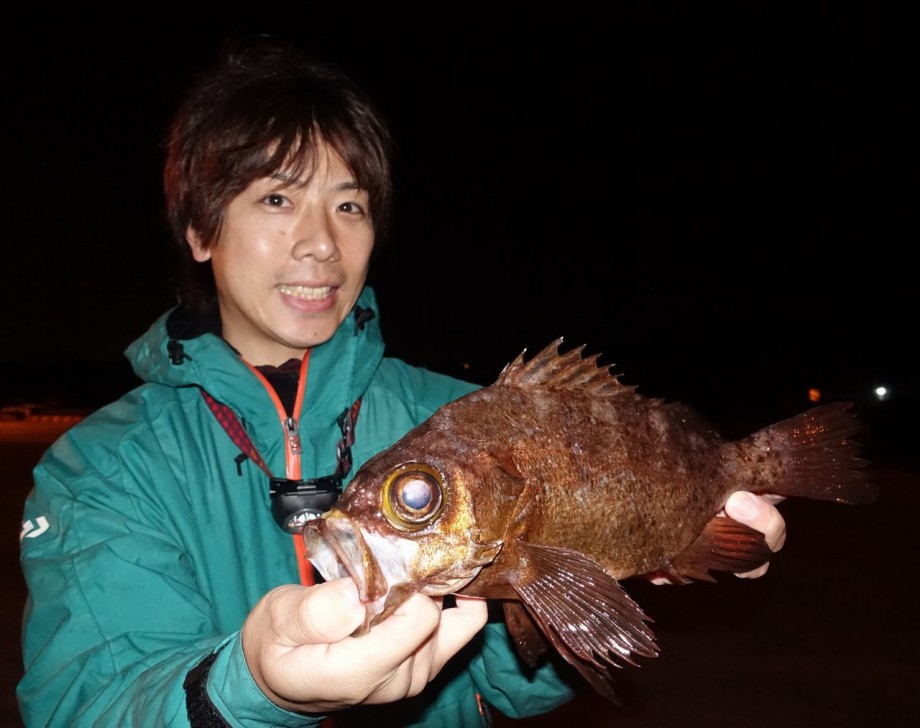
[124,287,385,435]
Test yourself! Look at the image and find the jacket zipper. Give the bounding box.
[284,416,303,458]
[243,353,311,480]
[244,354,314,586]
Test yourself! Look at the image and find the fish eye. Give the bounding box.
[382,463,445,531]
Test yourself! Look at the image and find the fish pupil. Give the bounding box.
[382,463,444,529]
[400,478,432,511]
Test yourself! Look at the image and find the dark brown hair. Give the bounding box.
[163,36,393,313]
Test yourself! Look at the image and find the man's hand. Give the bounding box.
[241,578,488,714]
[724,490,787,578]
[648,491,787,585]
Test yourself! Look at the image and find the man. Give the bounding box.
[18,37,786,726]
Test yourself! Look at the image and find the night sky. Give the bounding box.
[2,9,914,458]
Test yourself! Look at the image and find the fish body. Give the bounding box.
[303,339,876,702]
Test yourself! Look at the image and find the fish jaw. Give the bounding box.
[304,509,442,632]
[303,509,499,632]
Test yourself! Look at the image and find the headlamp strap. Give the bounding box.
[200,388,273,477]
[199,387,361,483]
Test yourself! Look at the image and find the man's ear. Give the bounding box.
[186,226,212,262]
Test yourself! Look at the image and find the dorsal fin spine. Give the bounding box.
[495,338,635,397]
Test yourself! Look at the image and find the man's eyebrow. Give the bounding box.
[267,174,364,193]
[268,171,302,186]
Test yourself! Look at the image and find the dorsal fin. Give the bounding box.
[495,338,637,397]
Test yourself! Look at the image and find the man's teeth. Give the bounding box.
[279,285,333,300]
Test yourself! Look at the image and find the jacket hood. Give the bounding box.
[124,286,385,437]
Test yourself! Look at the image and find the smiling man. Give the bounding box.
[186,146,376,365]
[17,36,788,727]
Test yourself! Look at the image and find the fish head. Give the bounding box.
[303,424,523,632]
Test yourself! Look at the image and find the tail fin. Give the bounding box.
[743,402,877,504]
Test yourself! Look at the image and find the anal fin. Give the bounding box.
[668,516,772,581]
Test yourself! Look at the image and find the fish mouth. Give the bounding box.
[303,510,420,632]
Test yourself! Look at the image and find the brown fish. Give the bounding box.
[303,339,876,703]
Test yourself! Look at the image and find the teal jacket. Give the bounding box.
[18,287,577,727]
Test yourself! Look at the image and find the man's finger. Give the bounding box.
[347,593,443,671]
[726,491,787,553]
[282,578,367,645]
[430,596,488,673]
[725,491,787,579]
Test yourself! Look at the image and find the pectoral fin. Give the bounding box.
[665,516,772,582]
[505,541,659,704]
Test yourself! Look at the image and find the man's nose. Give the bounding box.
[290,209,338,261]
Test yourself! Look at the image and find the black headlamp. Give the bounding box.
[269,476,341,533]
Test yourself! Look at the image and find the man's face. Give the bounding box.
[187,142,375,365]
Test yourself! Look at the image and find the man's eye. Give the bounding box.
[262,194,290,207]
[338,201,366,215]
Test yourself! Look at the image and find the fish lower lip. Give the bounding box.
[303,514,389,606]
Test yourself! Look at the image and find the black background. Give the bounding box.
[2,9,918,726]
[2,7,915,460]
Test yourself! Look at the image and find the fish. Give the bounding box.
[302,338,877,703]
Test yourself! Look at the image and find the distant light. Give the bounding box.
[874,386,890,401]
[808,387,821,403]
[463,362,471,370]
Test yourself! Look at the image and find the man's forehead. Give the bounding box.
[268,143,359,189]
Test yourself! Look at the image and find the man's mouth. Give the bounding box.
[278,284,334,300]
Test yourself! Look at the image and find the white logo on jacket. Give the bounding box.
[20,516,49,541]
